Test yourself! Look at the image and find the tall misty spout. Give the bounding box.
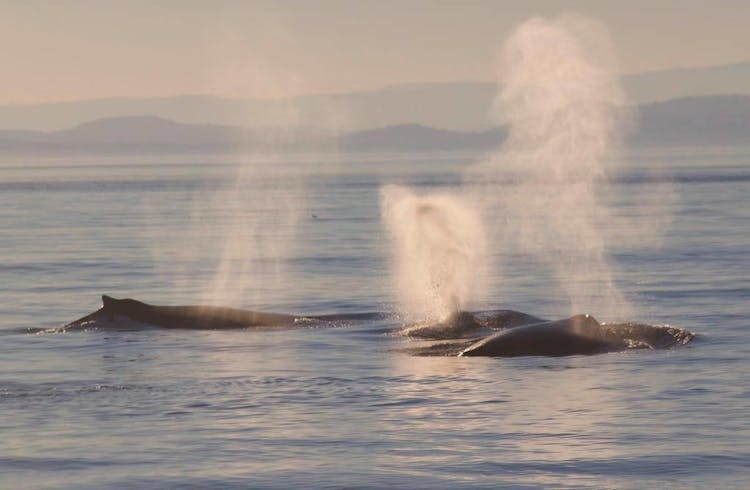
[479,15,633,318]
[204,158,302,307]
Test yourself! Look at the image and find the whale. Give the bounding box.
[458,314,695,357]
[56,296,541,335]
[54,295,383,332]
[398,309,547,339]
[49,296,696,358]
[397,313,696,357]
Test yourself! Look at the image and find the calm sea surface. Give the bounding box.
[1,149,749,489]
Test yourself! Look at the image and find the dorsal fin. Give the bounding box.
[102,295,118,310]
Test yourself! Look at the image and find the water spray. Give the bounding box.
[381,15,637,322]
[380,185,487,322]
[479,15,633,318]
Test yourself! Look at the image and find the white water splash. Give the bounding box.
[380,185,487,322]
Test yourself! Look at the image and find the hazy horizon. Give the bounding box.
[3,0,750,104]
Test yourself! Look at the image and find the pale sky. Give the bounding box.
[2,0,749,104]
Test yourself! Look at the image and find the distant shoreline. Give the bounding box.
[0,95,749,155]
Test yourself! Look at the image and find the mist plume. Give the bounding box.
[477,15,633,318]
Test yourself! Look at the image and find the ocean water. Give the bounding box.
[1,149,749,489]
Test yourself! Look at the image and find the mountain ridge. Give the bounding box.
[0,95,748,154]
[2,62,749,132]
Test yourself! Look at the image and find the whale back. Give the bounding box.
[602,322,696,349]
[100,295,298,329]
[480,310,547,329]
[459,314,618,357]
[398,311,487,339]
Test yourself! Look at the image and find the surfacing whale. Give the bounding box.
[49,295,696,358]
[459,314,695,357]
[400,314,695,357]
[398,309,547,340]
[52,295,383,332]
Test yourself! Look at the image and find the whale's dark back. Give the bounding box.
[60,297,697,357]
[479,310,547,329]
[100,295,298,329]
[602,322,696,349]
[460,315,620,357]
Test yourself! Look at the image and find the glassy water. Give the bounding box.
[1,149,749,488]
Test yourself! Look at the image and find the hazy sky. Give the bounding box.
[3,0,749,104]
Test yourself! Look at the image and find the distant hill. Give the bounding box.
[2,62,750,132]
[623,62,750,106]
[0,96,747,154]
[339,124,506,151]
[0,116,334,154]
[0,87,494,133]
[632,95,750,146]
